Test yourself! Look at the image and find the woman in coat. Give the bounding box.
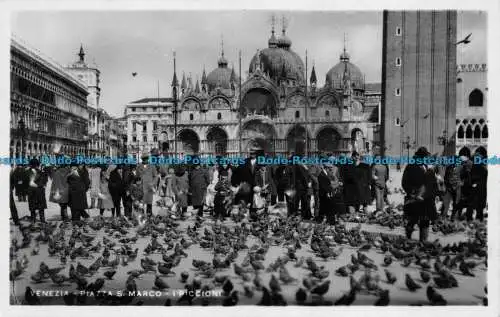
[49,163,70,221]
[13,166,30,202]
[137,157,158,216]
[189,163,210,216]
[172,166,189,217]
[98,170,115,216]
[402,147,437,242]
[27,159,48,223]
[88,166,102,209]
[67,163,89,222]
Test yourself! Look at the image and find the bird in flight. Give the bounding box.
[456,33,472,45]
[132,72,138,77]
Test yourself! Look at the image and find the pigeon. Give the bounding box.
[269,274,281,293]
[132,72,138,77]
[459,261,475,277]
[154,275,170,290]
[336,266,349,277]
[383,255,393,267]
[420,270,431,283]
[374,289,390,306]
[334,288,356,306]
[426,286,447,305]
[258,287,272,306]
[222,278,234,296]
[103,270,116,280]
[295,287,307,304]
[456,33,472,45]
[311,280,330,298]
[405,274,422,292]
[180,271,189,283]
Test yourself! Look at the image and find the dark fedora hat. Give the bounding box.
[414,146,431,158]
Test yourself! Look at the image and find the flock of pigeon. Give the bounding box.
[10,207,487,306]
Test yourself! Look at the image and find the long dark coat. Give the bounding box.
[109,168,126,197]
[189,167,209,207]
[402,164,437,221]
[49,166,70,204]
[172,172,189,208]
[27,168,48,211]
[67,171,89,210]
[342,164,359,206]
[231,159,260,204]
[354,163,372,205]
[471,162,487,210]
[12,166,30,197]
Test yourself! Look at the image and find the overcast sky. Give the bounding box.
[11,11,486,117]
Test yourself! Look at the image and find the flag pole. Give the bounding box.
[305,50,309,156]
[238,50,242,157]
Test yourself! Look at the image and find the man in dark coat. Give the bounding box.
[10,167,20,225]
[443,157,462,220]
[27,159,48,223]
[189,160,210,216]
[122,165,136,219]
[282,161,311,219]
[469,147,487,222]
[67,163,89,222]
[108,164,126,217]
[12,165,29,202]
[49,161,71,221]
[456,147,473,220]
[317,159,341,224]
[231,145,262,220]
[402,147,437,242]
[342,151,361,213]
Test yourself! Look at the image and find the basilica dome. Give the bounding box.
[206,53,236,91]
[325,50,365,89]
[249,30,305,84]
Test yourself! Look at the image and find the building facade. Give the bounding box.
[133,26,381,158]
[455,63,488,155]
[381,10,457,158]
[124,98,175,159]
[65,46,106,156]
[10,37,89,158]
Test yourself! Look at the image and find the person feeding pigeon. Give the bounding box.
[27,158,48,223]
[402,146,438,242]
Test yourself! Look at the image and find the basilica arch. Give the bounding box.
[239,119,277,154]
[177,129,200,154]
[286,124,310,155]
[316,126,342,154]
[206,126,228,155]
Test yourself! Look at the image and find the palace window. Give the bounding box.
[132,122,137,132]
[217,113,222,120]
[131,107,136,112]
[395,88,401,96]
[132,136,137,142]
[153,121,158,131]
[295,110,300,118]
[396,27,402,36]
[474,125,481,139]
[469,89,483,107]
[482,125,488,138]
[190,114,194,121]
[325,110,330,117]
[465,125,473,139]
[457,126,464,139]
[143,135,147,142]
[395,57,401,66]
[153,135,158,143]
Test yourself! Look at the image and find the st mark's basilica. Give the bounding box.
[129,25,381,158]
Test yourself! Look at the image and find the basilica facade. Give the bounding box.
[127,27,381,158]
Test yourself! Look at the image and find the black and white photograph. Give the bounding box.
[3,3,497,313]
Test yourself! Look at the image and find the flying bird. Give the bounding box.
[132,72,138,77]
[456,33,472,45]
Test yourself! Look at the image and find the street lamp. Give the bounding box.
[17,118,27,158]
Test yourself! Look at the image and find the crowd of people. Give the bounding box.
[9,144,488,242]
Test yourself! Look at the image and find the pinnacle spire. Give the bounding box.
[171,51,178,87]
[201,65,207,84]
[181,72,187,89]
[195,78,200,93]
[310,63,317,85]
[78,44,85,62]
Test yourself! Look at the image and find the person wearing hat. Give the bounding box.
[108,164,126,217]
[67,161,89,222]
[317,156,341,224]
[189,155,210,217]
[401,146,437,242]
[27,158,49,223]
[49,156,71,221]
[231,143,263,219]
[443,155,462,220]
[10,166,20,226]
[469,147,487,222]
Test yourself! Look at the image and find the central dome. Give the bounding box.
[206,52,237,91]
[325,50,364,89]
[249,30,305,85]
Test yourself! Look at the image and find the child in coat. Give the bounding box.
[130,177,144,216]
[214,173,232,220]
